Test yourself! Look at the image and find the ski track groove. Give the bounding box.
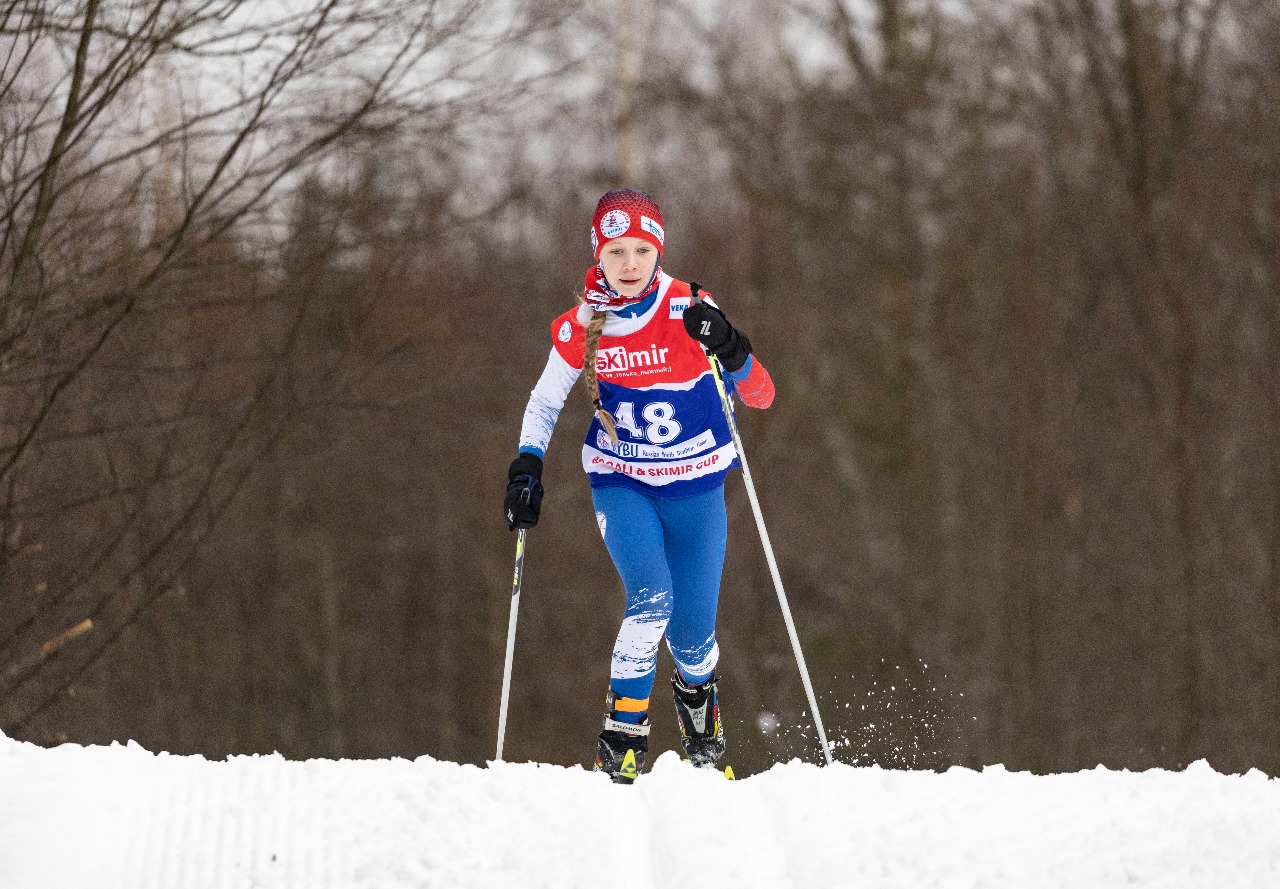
[155,756,181,889]
[121,749,151,887]
[638,755,792,889]
[154,756,179,889]
[180,757,201,888]
[634,768,666,889]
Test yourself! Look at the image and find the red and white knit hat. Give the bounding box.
[589,188,665,259]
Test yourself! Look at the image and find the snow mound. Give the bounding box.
[2,733,1278,888]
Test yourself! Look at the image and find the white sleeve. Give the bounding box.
[518,347,582,455]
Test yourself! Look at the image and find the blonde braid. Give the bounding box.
[582,307,619,444]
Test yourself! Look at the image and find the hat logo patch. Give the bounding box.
[641,215,664,244]
[599,209,631,240]
[558,320,572,342]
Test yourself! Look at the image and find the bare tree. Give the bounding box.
[1028,0,1230,766]
[0,0,567,736]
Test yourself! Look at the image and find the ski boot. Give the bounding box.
[672,671,725,768]
[594,690,650,785]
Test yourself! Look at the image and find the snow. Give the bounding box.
[3,732,1279,888]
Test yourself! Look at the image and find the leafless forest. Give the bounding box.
[2,0,1278,778]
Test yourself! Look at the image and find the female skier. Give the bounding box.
[503,188,774,783]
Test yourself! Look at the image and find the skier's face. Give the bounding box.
[599,237,658,299]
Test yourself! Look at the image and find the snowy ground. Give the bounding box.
[3,732,1279,888]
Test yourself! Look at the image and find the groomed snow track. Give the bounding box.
[3,735,1280,888]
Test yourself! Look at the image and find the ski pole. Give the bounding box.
[691,290,834,765]
[495,527,527,762]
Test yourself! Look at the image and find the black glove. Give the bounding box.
[683,286,752,373]
[504,453,544,531]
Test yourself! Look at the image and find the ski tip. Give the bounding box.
[681,758,736,779]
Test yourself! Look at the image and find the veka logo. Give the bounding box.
[597,344,671,373]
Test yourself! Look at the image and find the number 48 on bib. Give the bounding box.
[613,401,682,445]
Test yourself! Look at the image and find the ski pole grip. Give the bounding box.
[687,282,723,373]
[688,281,709,357]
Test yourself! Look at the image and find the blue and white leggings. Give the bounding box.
[591,484,727,722]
